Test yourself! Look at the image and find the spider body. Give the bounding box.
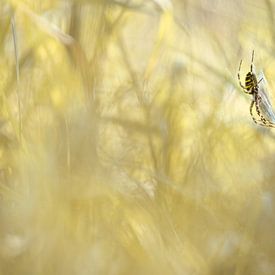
[244,71,257,93]
[237,51,275,128]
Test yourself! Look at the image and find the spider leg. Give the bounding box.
[249,100,259,124]
[237,59,254,94]
[249,100,268,126]
[257,78,263,84]
[250,50,255,73]
[238,60,247,90]
[254,95,275,128]
[256,120,275,128]
[264,123,275,128]
[259,117,275,128]
[255,95,267,123]
[250,106,275,127]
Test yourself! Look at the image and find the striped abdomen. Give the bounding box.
[245,72,258,91]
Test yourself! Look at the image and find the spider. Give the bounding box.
[238,50,275,128]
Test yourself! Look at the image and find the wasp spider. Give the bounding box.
[238,51,275,128]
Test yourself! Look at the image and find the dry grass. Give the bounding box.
[1,0,275,274]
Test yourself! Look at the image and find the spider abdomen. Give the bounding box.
[245,72,257,91]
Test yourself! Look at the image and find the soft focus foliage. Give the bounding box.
[1,0,275,274]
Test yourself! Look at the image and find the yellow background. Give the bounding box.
[0,0,275,274]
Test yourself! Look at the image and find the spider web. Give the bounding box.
[257,71,275,124]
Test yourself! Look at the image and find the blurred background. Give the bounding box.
[1,0,275,274]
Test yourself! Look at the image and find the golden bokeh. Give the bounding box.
[1,0,275,274]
